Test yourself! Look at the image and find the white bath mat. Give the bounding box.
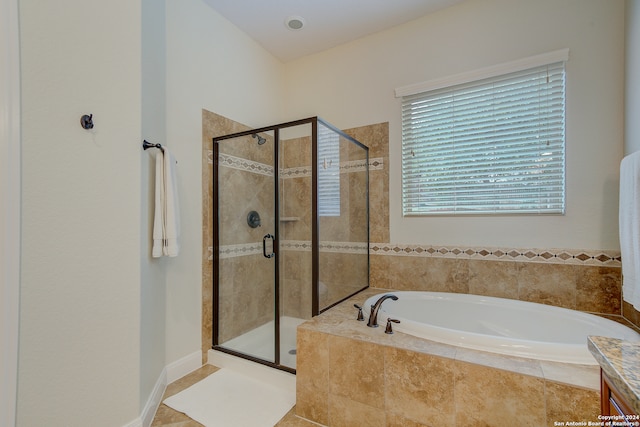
[163,368,295,427]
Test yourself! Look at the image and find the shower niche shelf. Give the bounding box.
[279,217,300,222]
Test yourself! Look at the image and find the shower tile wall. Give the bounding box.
[279,135,313,320]
[279,130,370,316]
[202,110,634,361]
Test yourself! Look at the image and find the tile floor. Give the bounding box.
[151,364,315,427]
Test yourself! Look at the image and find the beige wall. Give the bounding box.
[141,0,167,408]
[165,0,286,366]
[1,0,21,425]
[627,0,640,155]
[18,0,143,425]
[284,0,625,251]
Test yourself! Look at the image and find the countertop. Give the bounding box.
[588,336,640,414]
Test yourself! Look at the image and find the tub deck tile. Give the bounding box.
[294,288,606,426]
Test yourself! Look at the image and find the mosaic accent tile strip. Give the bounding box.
[209,149,384,177]
[369,157,384,171]
[279,240,312,252]
[217,153,273,176]
[320,241,368,254]
[213,240,368,259]
[211,241,620,265]
[280,158,384,178]
[282,240,368,254]
[217,242,262,259]
[280,165,311,179]
[340,157,384,173]
[370,243,621,267]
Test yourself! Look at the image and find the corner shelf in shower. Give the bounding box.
[280,217,300,222]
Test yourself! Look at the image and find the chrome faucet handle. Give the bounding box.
[353,304,364,321]
[385,318,400,334]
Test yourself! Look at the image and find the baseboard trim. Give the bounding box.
[122,350,202,427]
[166,350,202,384]
[140,368,167,427]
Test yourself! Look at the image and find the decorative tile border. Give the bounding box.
[209,149,384,177]
[282,240,368,254]
[370,243,621,267]
[217,153,273,176]
[369,158,384,171]
[212,240,369,260]
[280,165,311,178]
[321,241,368,254]
[217,242,262,259]
[279,240,312,252]
[283,158,383,177]
[211,241,621,266]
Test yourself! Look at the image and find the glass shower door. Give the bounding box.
[214,130,277,364]
[212,117,367,373]
[277,123,313,370]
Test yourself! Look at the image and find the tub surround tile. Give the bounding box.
[297,329,329,391]
[370,253,622,318]
[295,290,604,426]
[296,329,330,425]
[454,361,546,427]
[386,414,433,427]
[468,259,519,299]
[275,408,319,427]
[539,361,600,391]
[517,263,577,309]
[624,301,640,330]
[328,335,385,409]
[594,313,640,332]
[385,347,456,426]
[588,336,640,414]
[575,267,622,315]
[454,347,544,380]
[328,394,386,427]
[296,381,329,426]
[545,381,600,427]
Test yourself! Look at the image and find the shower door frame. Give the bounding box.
[212,116,369,374]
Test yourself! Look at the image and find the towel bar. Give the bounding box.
[143,140,164,152]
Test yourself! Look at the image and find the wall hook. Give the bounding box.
[80,114,94,129]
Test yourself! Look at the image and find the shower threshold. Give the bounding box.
[218,316,306,370]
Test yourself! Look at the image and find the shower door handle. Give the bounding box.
[262,234,275,259]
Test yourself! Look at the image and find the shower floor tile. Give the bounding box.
[151,364,315,427]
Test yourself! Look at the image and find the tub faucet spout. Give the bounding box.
[367,294,398,327]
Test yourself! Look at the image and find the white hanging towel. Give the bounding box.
[619,150,640,310]
[152,148,180,258]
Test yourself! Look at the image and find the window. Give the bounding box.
[318,123,341,216]
[399,51,567,216]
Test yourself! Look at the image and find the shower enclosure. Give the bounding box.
[212,117,369,372]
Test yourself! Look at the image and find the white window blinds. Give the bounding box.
[318,124,340,216]
[401,61,566,216]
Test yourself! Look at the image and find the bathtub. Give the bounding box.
[363,291,640,365]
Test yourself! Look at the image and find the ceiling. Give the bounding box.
[202,0,466,62]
